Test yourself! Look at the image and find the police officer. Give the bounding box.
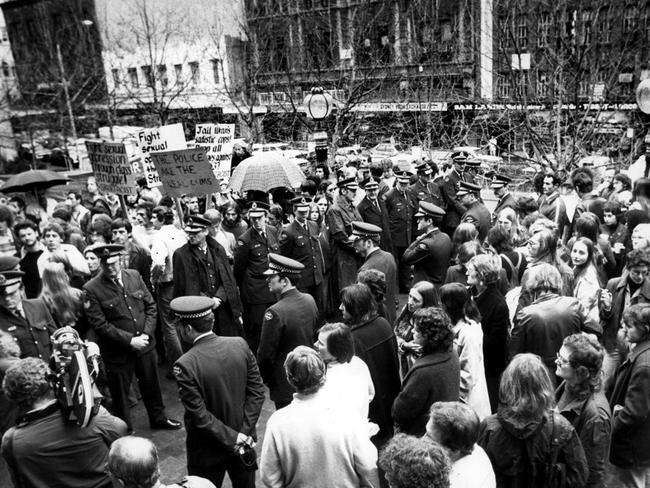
[326,177,362,302]
[491,174,516,221]
[84,244,180,433]
[383,170,418,293]
[351,221,398,325]
[464,158,481,184]
[279,197,325,313]
[356,177,393,254]
[172,295,265,488]
[0,269,56,361]
[440,151,471,235]
[409,161,445,209]
[257,254,319,410]
[402,202,452,288]
[458,182,491,242]
[234,201,279,353]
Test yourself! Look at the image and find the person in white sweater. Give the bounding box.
[260,346,379,488]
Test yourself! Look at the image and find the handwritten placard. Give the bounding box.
[134,123,187,187]
[194,123,234,183]
[150,148,220,198]
[85,140,137,196]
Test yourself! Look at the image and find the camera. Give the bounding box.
[49,327,103,427]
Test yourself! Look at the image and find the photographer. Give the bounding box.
[1,357,126,488]
[107,436,215,488]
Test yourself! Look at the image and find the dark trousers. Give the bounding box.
[105,349,166,430]
[157,282,182,365]
[242,302,272,354]
[189,458,255,488]
[394,246,411,292]
[301,281,325,322]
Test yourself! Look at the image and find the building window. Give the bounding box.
[599,13,611,43]
[157,65,168,88]
[623,6,636,33]
[581,10,592,45]
[497,76,511,99]
[189,62,200,84]
[578,79,589,98]
[174,64,183,84]
[211,59,220,84]
[537,71,549,98]
[538,14,550,47]
[111,68,120,87]
[516,15,527,47]
[127,67,139,88]
[141,65,154,87]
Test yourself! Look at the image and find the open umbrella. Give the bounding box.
[0,169,70,193]
[228,152,306,193]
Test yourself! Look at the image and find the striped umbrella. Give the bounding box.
[228,152,306,193]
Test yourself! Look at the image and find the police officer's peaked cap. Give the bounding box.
[337,177,358,189]
[184,215,211,232]
[415,162,433,174]
[93,244,125,261]
[0,255,20,273]
[465,159,481,168]
[349,221,382,241]
[247,201,270,218]
[360,177,379,190]
[170,296,215,319]
[456,181,482,196]
[396,170,413,182]
[0,270,24,294]
[490,174,512,188]
[451,151,470,162]
[414,202,446,218]
[290,196,312,212]
[263,253,304,276]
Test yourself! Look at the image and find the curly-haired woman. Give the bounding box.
[391,307,460,436]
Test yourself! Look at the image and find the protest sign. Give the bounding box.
[85,140,137,196]
[194,123,235,183]
[150,148,220,198]
[134,124,186,187]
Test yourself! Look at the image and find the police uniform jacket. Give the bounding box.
[359,248,398,325]
[462,202,492,242]
[174,334,265,467]
[278,220,324,290]
[383,187,418,248]
[173,236,242,318]
[402,228,452,286]
[234,226,280,305]
[0,299,56,362]
[257,288,319,405]
[83,269,157,365]
[440,169,468,229]
[492,192,517,219]
[326,195,362,290]
[356,196,394,254]
[409,180,445,209]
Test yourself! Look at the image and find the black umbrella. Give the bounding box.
[0,169,70,193]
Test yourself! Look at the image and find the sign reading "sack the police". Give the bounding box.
[150,148,219,198]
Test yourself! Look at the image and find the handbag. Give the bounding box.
[539,412,567,488]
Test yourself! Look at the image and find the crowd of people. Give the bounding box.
[0,149,649,488]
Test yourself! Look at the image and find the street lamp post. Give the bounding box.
[635,79,650,177]
[56,43,77,171]
[303,87,334,165]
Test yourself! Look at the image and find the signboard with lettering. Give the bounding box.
[85,140,137,196]
[194,123,235,183]
[134,124,187,187]
[150,148,220,198]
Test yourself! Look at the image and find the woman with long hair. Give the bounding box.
[496,207,526,247]
[522,228,573,300]
[451,223,479,263]
[391,307,460,436]
[39,261,87,334]
[487,225,527,287]
[440,283,491,420]
[555,333,611,488]
[340,283,400,444]
[394,281,439,378]
[570,237,603,334]
[478,353,588,488]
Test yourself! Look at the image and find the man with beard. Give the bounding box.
[14,221,44,299]
[538,171,569,240]
[257,254,319,410]
[173,215,243,338]
[278,197,325,314]
[326,178,362,304]
[402,202,451,288]
[490,174,516,221]
[234,202,279,352]
[356,178,393,254]
[351,221,398,325]
[221,202,248,241]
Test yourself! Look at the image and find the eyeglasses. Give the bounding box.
[555,352,570,366]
